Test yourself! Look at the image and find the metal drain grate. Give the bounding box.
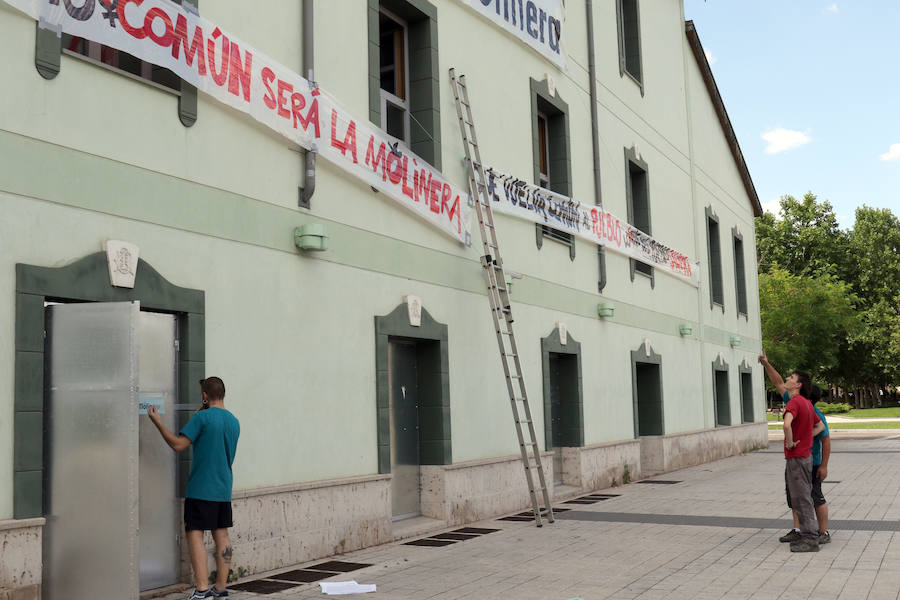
[498,516,536,522]
[638,480,682,485]
[431,532,479,541]
[404,538,456,546]
[271,569,336,583]
[563,499,599,504]
[308,560,372,573]
[452,527,501,534]
[229,579,299,594]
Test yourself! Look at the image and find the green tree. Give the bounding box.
[758,269,858,381]
[756,192,850,280]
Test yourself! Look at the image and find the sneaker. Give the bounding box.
[187,589,213,600]
[790,538,820,553]
[210,587,229,597]
[819,531,831,544]
[779,529,801,543]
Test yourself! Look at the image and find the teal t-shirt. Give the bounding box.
[180,407,240,501]
[811,406,829,466]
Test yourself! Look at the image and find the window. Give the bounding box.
[379,10,409,144]
[706,207,724,309]
[531,79,574,259]
[713,361,730,427]
[616,0,643,89]
[740,366,754,423]
[625,147,652,284]
[733,228,748,317]
[62,36,181,92]
[368,0,440,169]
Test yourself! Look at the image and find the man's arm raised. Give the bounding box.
[759,349,787,397]
[147,406,191,452]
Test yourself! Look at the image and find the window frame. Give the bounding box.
[378,8,412,147]
[706,206,725,311]
[712,356,730,427]
[732,227,748,319]
[625,146,653,287]
[616,0,644,94]
[530,78,575,260]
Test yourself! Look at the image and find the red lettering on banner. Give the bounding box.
[117,0,146,39]
[171,14,206,75]
[227,43,253,102]
[207,28,229,86]
[277,80,292,118]
[429,180,442,214]
[448,194,461,233]
[144,7,174,47]
[261,68,277,109]
[365,137,387,181]
[414,168,428,203]
[401,157,414,199]
[386,152,401,184]
[440,183,451,216]
[330,111,358,164]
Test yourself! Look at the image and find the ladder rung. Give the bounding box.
[516,419,531,424]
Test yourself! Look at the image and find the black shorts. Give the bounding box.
[184,497,233,531]
[785,464,827,508]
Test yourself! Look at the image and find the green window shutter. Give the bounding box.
[35,22,61,80]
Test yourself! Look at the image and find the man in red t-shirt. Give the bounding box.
[759,350,822,552]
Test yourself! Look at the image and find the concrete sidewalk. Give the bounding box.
[162,436,900,600]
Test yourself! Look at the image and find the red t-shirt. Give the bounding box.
[783,392,820,459]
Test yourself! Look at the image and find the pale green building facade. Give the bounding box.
[0,0,766,596]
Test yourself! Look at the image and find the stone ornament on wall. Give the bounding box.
[557,321,567,345]
[403,295,422,327]
[104,240,139,288]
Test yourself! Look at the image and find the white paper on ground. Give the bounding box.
[319,581,377,595]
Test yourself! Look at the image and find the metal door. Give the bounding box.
[548,353,563,485]
[389,340,421,520]
[44,302,140,600]
[138,312,179,590]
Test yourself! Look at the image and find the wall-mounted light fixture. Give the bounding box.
[294,223,328,251]
[597,302,615,318]
[679,324,693,336]
[730,335,741,348]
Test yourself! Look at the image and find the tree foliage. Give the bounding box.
[756,195,900,403]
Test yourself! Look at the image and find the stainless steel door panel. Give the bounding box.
[138,312,179,591]
[389,341,421,519]
[44,302,140,600]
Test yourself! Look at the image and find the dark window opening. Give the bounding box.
[628,159,651,277]
[708,213,724,306]
[379,10,409,144]
[533,87,573,256]
[62,35,180,92]
[740,371,754,423]
[634,362,663,436]
[618,0,642,84]
[714,369,730,427]
[733,233,748,316]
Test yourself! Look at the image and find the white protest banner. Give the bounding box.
[484,169,700,286]
[3,0,473,245]
[458,0,566,71]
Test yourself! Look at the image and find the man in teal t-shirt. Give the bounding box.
[148,376,240,599]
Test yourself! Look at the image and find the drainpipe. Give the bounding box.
[586,0,607,292]
[298,0,316,209]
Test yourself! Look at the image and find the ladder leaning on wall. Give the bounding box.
[449,68,554,527]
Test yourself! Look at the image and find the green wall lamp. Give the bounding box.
[294,223,328,251]
[679,323,693,336]
[597,302,615,318]
[730,335,742,348]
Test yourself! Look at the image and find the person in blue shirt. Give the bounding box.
[779,385,831,545]
[148,376,240,599]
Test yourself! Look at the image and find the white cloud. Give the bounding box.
[761,128,812,154]
[880,143,900,161]
[761,198,781,215]
[825,3,839,13]
[704,49,717,65]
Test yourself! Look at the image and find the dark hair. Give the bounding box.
[791,370,812,398]
[199,376,226,400]
[809,384,822,403]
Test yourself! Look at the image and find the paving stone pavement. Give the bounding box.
[161,437,900,600]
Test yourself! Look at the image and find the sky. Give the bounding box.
[683,1,900,230]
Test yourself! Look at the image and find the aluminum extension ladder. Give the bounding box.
[449,68,554,527]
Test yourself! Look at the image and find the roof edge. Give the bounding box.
[684,20,762,218]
